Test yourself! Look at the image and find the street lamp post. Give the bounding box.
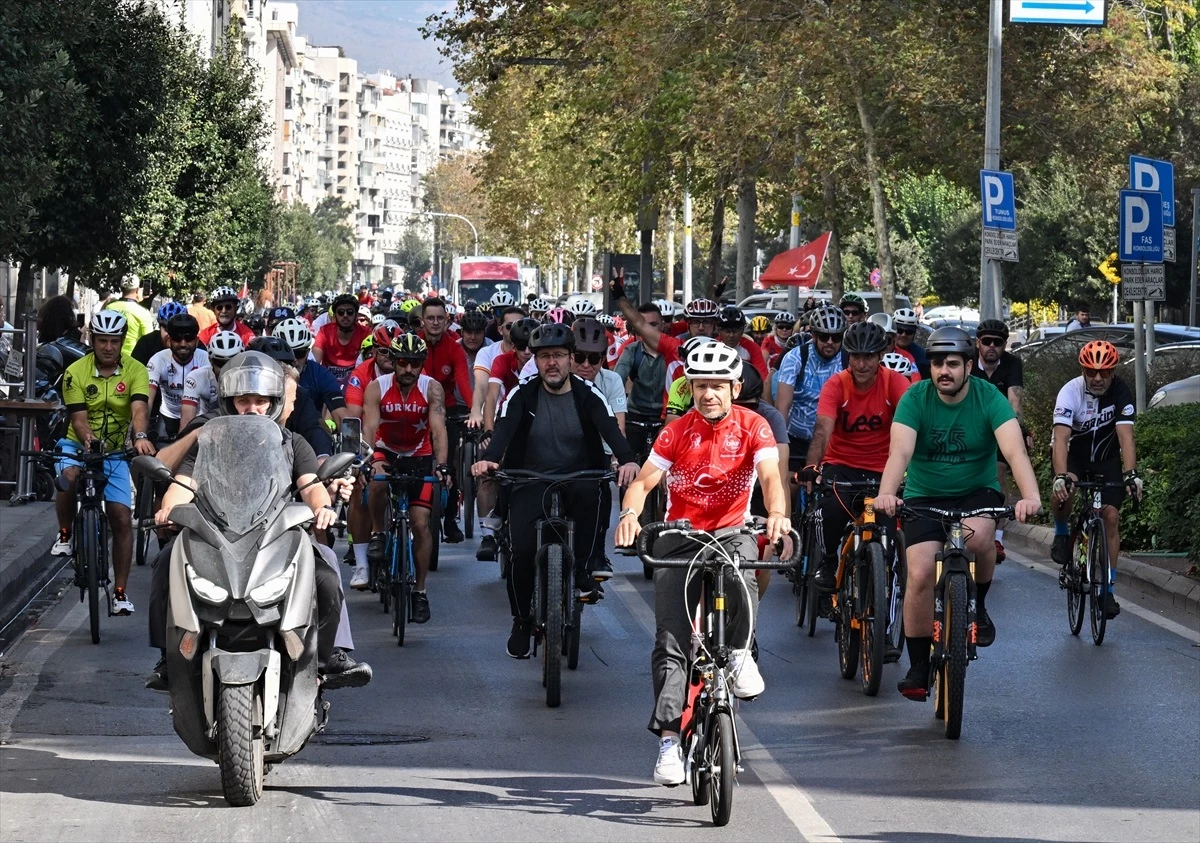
[385,209,479,256]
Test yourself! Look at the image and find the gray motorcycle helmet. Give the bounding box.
[218,350,286,421]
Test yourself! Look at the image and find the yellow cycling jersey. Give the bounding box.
[62,353,150,451]
[666,375,693,416]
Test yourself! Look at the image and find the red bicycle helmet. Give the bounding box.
[372,320,405,349]
[1078,340,1119,370]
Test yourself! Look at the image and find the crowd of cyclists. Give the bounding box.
[29,270,1144,787]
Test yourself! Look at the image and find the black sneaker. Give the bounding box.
[367,532,388,565]
[590,556,614,580]
[1051,534,1072,567]
[145,656,168,691]
[884,645,902,664]
[813,556,838,591]
[322,648,373,690]
[507,617,533,659]
[976,606,996,647]
[476,535,497,561]
[897,662,930,701]
[443,517,465,544]
[1102,592,1121,618]
[411,591,431,624]
[342,543,355,566]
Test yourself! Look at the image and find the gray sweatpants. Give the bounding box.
[648,530,759,736]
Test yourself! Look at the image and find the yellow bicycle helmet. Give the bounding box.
[749,315,771,333]
[399,298,421,314]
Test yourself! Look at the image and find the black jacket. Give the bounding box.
[481,375,636,469]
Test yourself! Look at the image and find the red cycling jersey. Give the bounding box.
[345,358,386,409]
[648,404,778,532]
[375,372,433,457]
[419,332,472,410]
[735,336,769,381]
[314,323,370,371]
[761,334,786,368]
[199,320,256,346]
[488,350,524,395]
[816,368,911,473]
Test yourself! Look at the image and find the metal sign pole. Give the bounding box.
[979,0,1004,320]
[788,194,801,314]
[1191,187,1199,328]
[682,189,693,306]
[1132,298,1146,413]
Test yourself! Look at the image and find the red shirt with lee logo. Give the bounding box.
[816,367,911,473]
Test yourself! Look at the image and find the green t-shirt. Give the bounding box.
[63,353,150,451]
[105,299,155,358]
[892,377,1016,500]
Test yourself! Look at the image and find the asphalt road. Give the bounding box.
[1,526,1197,842]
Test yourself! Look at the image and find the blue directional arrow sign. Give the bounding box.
[1118,190,1163,263]
[1129,155,1175,227]
[980,170,1016,231]
[1010,0,1106,26]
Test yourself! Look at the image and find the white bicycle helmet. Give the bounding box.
[807,306,848,335]
[774,310,797,327]
[684,298,720,320]
[303,296,320,309]
[881,351,913,376]
[207,330,245,363]
[868,312,895,334]
[210,286,239,304]
[528,296,551,313]
[370,312,386,326]
[654,299,676,318]
[681,334,716,360]
[568,299,597,317]
[90,309,128,336]
[684,342,742,382]
[892,307,919,329]
[272,317,314,352]
[489,290,516,308]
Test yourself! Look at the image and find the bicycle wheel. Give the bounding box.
[689,718,710,806]
[1087,521,1108,646]
[134,476,153,567]
[79,508,102,644]
[836,568,860,681]
[567,600,582,670]
[428,488,442,572]
[709,709,736,827]
[1066,528,1086,636]
[860,543,887,697]
[805,527,821,638]
[395,521,410,646]
[542,544,564,707]
[461,439,476,539]
[942,573,968,740]
[793,519,810,628]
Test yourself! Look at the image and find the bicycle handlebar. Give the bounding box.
[20,447,126,462]
[635,520,802,570]
[899,505,1015,522]
[491,468,617,486]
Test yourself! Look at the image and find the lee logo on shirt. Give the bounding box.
[839,410,884,433]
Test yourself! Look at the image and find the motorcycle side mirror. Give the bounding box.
[315,452,356,482]
[132,455,174,484]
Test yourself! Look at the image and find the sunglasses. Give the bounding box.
[815,332,842,343]
[335,308,356,316]
[391,357,426,369]
[573,352,603,366]
[213,303,236,312]
[1084,367,1113,378]
[895,327,915,336]
[978,336,1004,347]
[512,342,529,352]
[842,309,863,317]
[168,333,198,342]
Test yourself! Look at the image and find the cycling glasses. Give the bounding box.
[895,327,915,336]
[978,337,1004,347]
[573,352,603,366]
[213,302,236,312]
[168,332,198,342]
[841,308,863,317]
[1083,367,1114,379]
[815,332,843,343]
[391,356,426,369]
[512,341,529,352]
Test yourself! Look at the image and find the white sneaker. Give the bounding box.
[349,565,369,590]
[653,736,685,786]
[729,648,765,699]
[51,533,73,557]
[111,591,135,616]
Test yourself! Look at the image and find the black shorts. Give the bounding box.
[788,435,810,472]
[902,488,1004,547]
[1067,456,1126,508]
[370,452,435,510]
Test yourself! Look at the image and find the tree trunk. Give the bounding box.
[822,172,844,302]
[706,173,730,297]
[665,207,675,302]
[856,91,899,314]
[734,174,757,303]
[13,262,36,354]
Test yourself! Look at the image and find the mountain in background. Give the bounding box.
[295,0,457,86]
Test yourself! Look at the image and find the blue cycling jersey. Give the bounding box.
[299,358,347,413]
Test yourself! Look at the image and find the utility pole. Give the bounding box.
[788,193,801,314]
[585,222,594,293]
[979,0,1004,320]
[666,208,676,303]
[1191,187,1199,327]
[682,189,694,305]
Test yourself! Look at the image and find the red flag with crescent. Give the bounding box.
[757,232,831,288]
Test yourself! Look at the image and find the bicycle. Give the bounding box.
[622,417,663,580]
[370,462,442,646]
[492,468,615,708]
[636,519,800,827]
[455,426,487,540]
[789,485,823,637]
[898,504,1014,740]
[1060,480,1130,645]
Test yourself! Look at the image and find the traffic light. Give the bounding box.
[1099,252,1120,285]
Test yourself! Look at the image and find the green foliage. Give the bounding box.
[392,227,432,289]
[270,200,354,294]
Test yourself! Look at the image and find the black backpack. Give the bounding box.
[790,340,849,388]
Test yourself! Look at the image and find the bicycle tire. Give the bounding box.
[543,544,564,707]
[805,526,821,638]
[836,564,859,680]
[567,600,582,670]
[80,508,102,644]
[709,709,736,827]
[134,476,153,567]
[1066,528,1086,636]
[461,438,476,539]
[1088,520,1108,646]
[689,720,710,806]
[793,519,810,628]
[640,489,661,580]
[395,520,410,646]
[429,489,442,572]
[943,573,968,740]
[860,542,887,697]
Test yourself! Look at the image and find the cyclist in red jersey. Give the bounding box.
[313,293,371,386]
[616,342,787,787]
[716,305,770,382]
[198,286,256,346]
[798,322,910,591]
[761,311,797,369]
[361,334,450,624]
[608,273,688,410]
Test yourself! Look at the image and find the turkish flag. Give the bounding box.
[758,232,831,288]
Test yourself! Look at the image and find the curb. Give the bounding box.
[0,505,65,633]
[1004,521,1199,616]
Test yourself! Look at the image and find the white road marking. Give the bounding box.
[0,598,88,742]
[609,576,843,843]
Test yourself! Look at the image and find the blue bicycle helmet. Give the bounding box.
[157,301,187,323]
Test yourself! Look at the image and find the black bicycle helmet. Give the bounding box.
[460,310,488,332]
[247,335,295,365]
[332,293,358,312]
[734,364,764,404]
[976,319,1009,341]
[165,313,200,339]
[926,326,975,358]
[717,305,745,329]
[507,317,539,348]
[842,321,888,355]
[529,322,575,351]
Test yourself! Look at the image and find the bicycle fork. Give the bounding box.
[933,524,979,666]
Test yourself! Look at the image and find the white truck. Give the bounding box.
[451,256,523,307]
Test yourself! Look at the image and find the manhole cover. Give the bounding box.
[314,732,428,746]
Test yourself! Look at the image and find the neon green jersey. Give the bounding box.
[666,375,692,416]
[105,299,155,357]
[62,353,150,451]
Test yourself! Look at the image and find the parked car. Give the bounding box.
[1149,374,1200,409]
[1014,324,1200,363]
[923,305,980,323]
[736,290,912,322]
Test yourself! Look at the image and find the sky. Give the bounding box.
[294,0,458,87]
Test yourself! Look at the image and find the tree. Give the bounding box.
[393,226,432,290]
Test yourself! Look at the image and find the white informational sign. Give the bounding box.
[982,228,1019,261]
[1121,264,1165,301]
[1010,0,1106,26]
[1162,227,1176,262]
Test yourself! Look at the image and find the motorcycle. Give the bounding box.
[133,414,355,807]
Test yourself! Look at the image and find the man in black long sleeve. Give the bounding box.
[473,322,640,659]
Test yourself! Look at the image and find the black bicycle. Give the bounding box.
[637,519,801,827]
[370,463,442,646]
[790,485,823,637]
[493,468,615,707]
[456,427,488,539]
[622,417,664,579]
[1060,480,1129,645]
[899,504,1013,740]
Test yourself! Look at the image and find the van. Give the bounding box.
[737,289,912,321]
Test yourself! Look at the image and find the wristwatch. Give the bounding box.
[134,432,148,441]
[619,507,638,519]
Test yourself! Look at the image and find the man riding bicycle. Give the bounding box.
[362,333,452,625]
[198,286,255,346]
[1049,340,1141,619]
[146,313,209,442]
[775,306,849,471]
[472,322,639,659]
[874,327,1040,701]
[313,293,371,389]
[51,310,156,616]
[616,341,787,786]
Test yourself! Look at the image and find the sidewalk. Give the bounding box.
[0,501,64,631]
[1005,520,1200,616]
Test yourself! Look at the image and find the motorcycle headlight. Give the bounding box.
[249,566,294,606]
[185,563,229,604]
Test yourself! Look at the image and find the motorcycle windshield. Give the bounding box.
[192,414,292,535]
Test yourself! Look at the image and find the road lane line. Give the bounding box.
[609,575,843,842]
[1006,547,1200,644]
[0,598,87,742]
